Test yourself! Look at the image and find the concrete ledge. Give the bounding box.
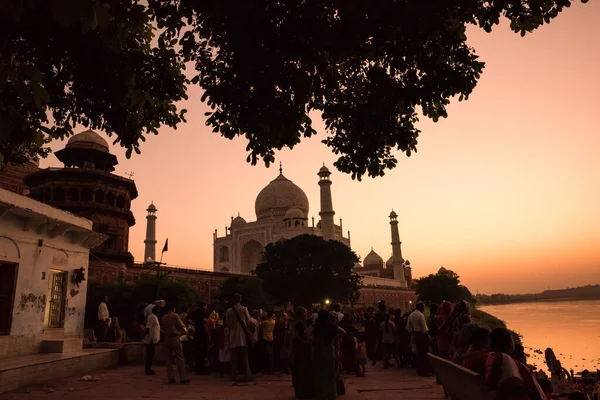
[0,349,119,394]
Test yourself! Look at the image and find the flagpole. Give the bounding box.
[157,238,168,299]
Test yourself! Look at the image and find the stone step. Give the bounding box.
[40,338,83,354]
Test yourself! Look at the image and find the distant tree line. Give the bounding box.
[476,284,600,305]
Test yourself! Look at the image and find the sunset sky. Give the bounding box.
[41,1,600,295]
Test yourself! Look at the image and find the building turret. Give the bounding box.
[144,202,157,261]
[389,210,407,287]
[318,164,335,240]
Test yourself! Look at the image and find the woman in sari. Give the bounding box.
[291,307,313,399]
[436,301,453,359]
[485,328,547,400]
[305,310,346,400]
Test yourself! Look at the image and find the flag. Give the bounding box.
[162,238,168,253]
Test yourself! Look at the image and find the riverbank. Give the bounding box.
[477,296,600,307]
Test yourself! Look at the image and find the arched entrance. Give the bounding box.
[240,240,263,274]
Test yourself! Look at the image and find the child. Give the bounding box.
[356,331,367,377]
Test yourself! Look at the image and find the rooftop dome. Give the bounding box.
[354,262,363,269]
[147,202,157,212]
[386,256,394,268]
[255,174,309,221]
[284,206,305,219]
[389,210,398,219]
[231,215,247,227]
[364,249,383,267]
[66,129,110,153]
[318,164,331,175]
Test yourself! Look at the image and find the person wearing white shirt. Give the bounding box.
[97,296,109,342]
[145,305,160,375]
[406,302,431,376]
[144,301,156,321]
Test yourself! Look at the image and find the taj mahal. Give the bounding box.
[211,163,411,288]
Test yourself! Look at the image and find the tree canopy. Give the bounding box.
[216,275,271,311]
[1,0,587,178]
[253,234,362,307]
[414,267,475,304]
[85,273,200,329]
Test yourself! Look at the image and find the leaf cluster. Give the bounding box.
[148,0,583,179]
[415,267,475,304]
[0,0,188,164]
[253,234,362,307]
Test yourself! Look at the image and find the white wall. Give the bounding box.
[0,214,89,338]
[0,189,96,357]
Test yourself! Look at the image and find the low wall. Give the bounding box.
[0,349,119,394]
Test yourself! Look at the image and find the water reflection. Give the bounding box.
[480,299,600,373]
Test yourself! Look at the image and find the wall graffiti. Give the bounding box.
[65,306,78,317]
[15,291,46,315]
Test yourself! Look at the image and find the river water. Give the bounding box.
[479,300,600,374]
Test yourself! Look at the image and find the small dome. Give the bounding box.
[255,174,309,221]
[363,249,383,267]
[405,260,411,266]
[318,164,331,175]
[66,129,110,153]
[231,215,247,227]
[284,206,305,219]
[389,210,398,219]
[354,262,363,269]
[386,256,394,268]
[147,202,157,212]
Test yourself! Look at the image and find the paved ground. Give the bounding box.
[0,363,445,400]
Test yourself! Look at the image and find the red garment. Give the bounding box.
[485,352,547,400]
[462,346,490,376]
[436,314,452,357]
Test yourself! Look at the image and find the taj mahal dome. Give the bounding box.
[212,164,411,288]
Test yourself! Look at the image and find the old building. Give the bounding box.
[213,164,353,274]
[24,130,138,283]
[0,188,105,358]
[0,159,40,195]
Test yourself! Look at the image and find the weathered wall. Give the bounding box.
[0,190,94,358]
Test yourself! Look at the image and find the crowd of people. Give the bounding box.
[96,295,599,400]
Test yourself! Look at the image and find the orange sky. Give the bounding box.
[41,1,600,294]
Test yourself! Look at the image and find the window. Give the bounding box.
[94,190,104,203]
[82,188,93,202]
[53,187,65,202]
[66,187,79,202]
[115,195,125,208]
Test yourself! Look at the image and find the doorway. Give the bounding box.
[47,270,67,329]
[0,262,18,335]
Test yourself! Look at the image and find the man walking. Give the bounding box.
[97,296,109,342]
[160,304,190,384]
[225,294,254,383]
[190,302,210,375]
[406,302,432,376]
[145,305,160,375]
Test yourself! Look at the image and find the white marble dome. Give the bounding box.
[255,174,309,220]
[386,256,394,268]
[364,249,384,267]
[231,215,247,227]
[284,206,305,219]
[66,129,110,153]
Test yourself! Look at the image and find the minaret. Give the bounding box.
[389,210,407,287]
[144,202,158,262]
[318,164,335,240]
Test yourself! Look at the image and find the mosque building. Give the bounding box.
[209,163,412,288]
[212,163,351,274]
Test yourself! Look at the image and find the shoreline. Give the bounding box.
[476,295,600,307]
